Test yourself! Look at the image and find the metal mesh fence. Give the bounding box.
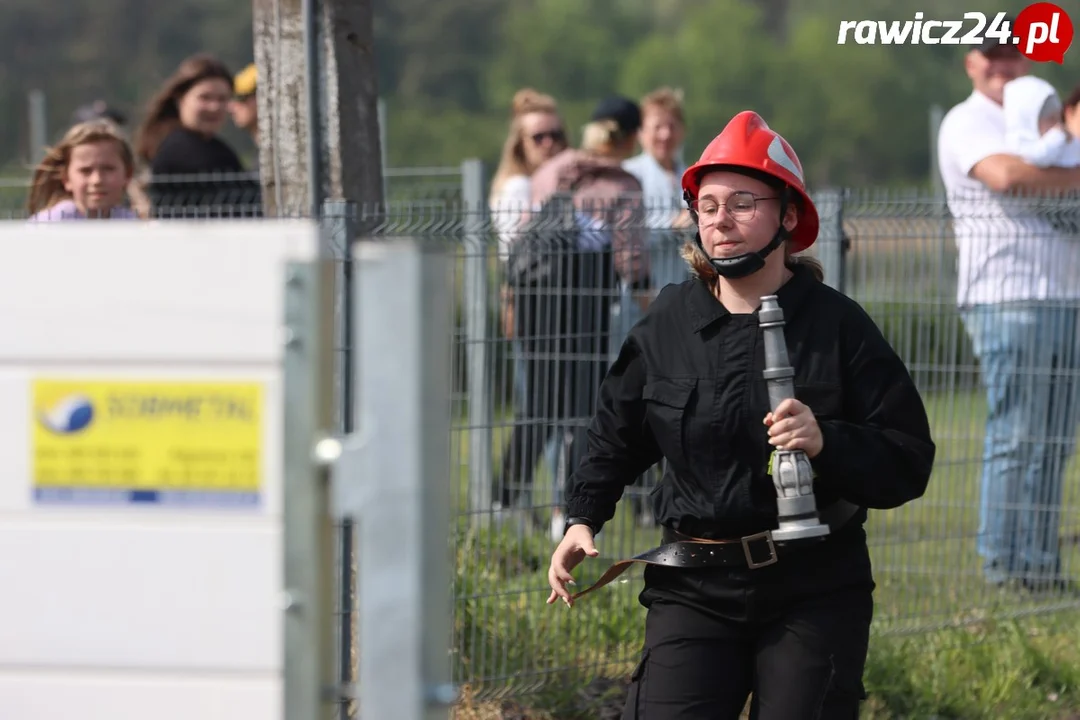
[361,187,1080,714]
[1,163,468,219]
[4,175,1080,716]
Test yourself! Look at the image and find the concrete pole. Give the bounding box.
[253,0,308,215]
[252,2,385,720]
[252,0,384,216]
[320,0,385,215]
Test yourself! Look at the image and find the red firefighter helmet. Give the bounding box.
[681,111,818,254]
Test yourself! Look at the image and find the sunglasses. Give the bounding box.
[530,129,566,145]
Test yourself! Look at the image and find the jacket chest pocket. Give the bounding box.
[642,378,696,467]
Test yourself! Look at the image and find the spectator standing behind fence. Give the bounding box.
[489,89,569,537]
[229,63,260,165]
[497,96,645,540]
[26,120,139,222]
[489,88,568,263]
[135,53,260,216]
[937,31,1080,594]
[69,101,152,217]
[529,94,650,312]
[623,87,694,296]
[547,110,935,719]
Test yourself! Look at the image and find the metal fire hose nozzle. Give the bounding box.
[759,295,831,542]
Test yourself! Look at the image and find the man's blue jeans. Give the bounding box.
[961,302,1080,583]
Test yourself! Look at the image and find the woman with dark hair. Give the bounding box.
[135,53,259,216]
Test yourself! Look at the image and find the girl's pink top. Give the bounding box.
[27,199,139,222]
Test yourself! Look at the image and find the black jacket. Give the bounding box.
[148,127,262,216]
[564,264,936,539]
[508,198,619,423]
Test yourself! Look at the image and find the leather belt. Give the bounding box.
[568,500,859,602]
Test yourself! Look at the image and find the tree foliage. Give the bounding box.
[1,0,1077,186]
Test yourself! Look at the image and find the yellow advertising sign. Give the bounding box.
[31,379,264,507]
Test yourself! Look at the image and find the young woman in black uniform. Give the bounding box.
[546,111,936,719]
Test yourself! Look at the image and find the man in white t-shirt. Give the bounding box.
[621,87,692,347]
[938,29,1080,593]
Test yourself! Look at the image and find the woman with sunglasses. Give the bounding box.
[488,89,572,536]
[489,88,568,263]
[546,111,936,719]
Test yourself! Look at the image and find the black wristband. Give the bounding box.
[564,516,597,536]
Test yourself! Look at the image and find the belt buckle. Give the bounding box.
[741,531,778,569]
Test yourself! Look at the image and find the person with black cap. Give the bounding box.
[938,16,1080,595]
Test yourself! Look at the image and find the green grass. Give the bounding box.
[861,614,1080,720]
[447,388,1080,718]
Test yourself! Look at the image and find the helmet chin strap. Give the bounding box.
[692,193,791,280]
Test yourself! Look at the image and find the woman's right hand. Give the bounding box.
[547,524,599,608]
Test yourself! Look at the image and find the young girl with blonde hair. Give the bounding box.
[27,120,139,221]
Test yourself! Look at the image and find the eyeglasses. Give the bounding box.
[530,129,566,145]
[692,192,779,223]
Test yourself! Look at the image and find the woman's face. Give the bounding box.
[520,111,567,171]
[694,170,797,260]
[177,78,232,136]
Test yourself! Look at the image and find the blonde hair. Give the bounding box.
[580,119,636,154]
[680,239,824,283]
[26,120,135,215]
[641,86,686,125]
[489,88,563,202]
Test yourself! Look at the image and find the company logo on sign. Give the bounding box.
[37,394,95,435]
[31,379,265,509]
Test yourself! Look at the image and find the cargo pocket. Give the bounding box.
[642,378,695,466]
[621,648,650,720]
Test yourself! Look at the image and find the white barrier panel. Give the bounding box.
[0,220,319,720]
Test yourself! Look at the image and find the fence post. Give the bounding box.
[320,199,359,720]
[460,158,493,519]
[378,99,389,201]
[334,238,455,720]
[321,200,356,429]
[812,188,848,295]
[27,90,47,165]
[283,257,334,720]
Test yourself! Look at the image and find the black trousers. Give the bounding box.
[622,528,875,720]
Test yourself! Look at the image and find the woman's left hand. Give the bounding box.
[764,398,824,458]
